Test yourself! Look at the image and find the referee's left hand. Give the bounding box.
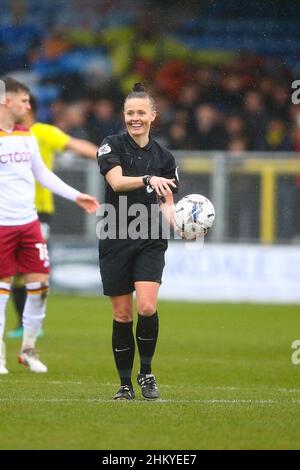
[76,193,100,213]
[149,176,176,197]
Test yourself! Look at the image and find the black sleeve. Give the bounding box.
[97,137,121,176]
[161,150,179,194]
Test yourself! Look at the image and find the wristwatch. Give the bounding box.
[142,175,153,186]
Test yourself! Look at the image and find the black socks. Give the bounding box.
[136,312,159,375]
[112,320,135,386]
[112,312,159,385]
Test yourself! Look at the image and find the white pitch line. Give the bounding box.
[0,398,300,404]
[2,381,300,397]
[3,381,300,394]
[2,378,300,399]
[0,380,83,385]
[160,385,300,393]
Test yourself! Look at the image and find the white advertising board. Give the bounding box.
[50,242,300,303]
[160,243,300,303]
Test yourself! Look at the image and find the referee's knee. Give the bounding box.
[113,308,133,323]
[138,302,157,316]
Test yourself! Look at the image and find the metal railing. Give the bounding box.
[51,151,300,244]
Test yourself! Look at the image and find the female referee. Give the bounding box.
[97,83,178,400]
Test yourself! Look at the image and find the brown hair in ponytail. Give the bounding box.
[124,83,156,111]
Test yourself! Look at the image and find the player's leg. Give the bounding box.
[17,220,50,373]
[6,274,26,338]
[135,281,160,399]
[99,238,136,399]
[8,274,45,340]
[110,294,135,400]
[0,276,12,374]
[18,272,49,373]
[133,239,167,399]
[8,213,51,339]
[0,224,19,373]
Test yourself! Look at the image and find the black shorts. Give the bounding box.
[99,238,168,296]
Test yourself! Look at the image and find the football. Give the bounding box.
[174,194,215,239]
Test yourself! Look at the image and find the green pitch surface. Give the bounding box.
[1,295,300,450]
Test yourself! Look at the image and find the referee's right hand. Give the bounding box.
[148,176,176,197]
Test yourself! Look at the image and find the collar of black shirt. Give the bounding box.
[125,132,153,151]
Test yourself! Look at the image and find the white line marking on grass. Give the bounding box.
[0,398,300,405]
[1,380,83,385]
[78,383,300,394]
[159,385,300,394]
[48,381,82,385]
[3,381,300,395]
[3,380,300,398]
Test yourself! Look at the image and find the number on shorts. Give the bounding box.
[35,243,49,262]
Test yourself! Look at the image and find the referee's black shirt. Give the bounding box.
[97,132,178,232]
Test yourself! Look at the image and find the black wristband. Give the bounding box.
[142,175,153,186]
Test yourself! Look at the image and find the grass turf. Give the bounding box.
[1,295,300,450]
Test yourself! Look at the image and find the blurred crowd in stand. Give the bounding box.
[1,0,300,239]
[1,0,300,153]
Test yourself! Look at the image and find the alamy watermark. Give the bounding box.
[0,79,5,104]
[291,80,300,105]
[95,196,205,247]
[291,340,300,365]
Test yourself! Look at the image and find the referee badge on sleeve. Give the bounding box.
[97,143,112,157]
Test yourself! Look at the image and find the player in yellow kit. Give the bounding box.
[8,96,98,338]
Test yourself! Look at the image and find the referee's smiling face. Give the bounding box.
[124,97,156,140]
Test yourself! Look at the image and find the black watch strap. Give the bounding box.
[142,175,153,186]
